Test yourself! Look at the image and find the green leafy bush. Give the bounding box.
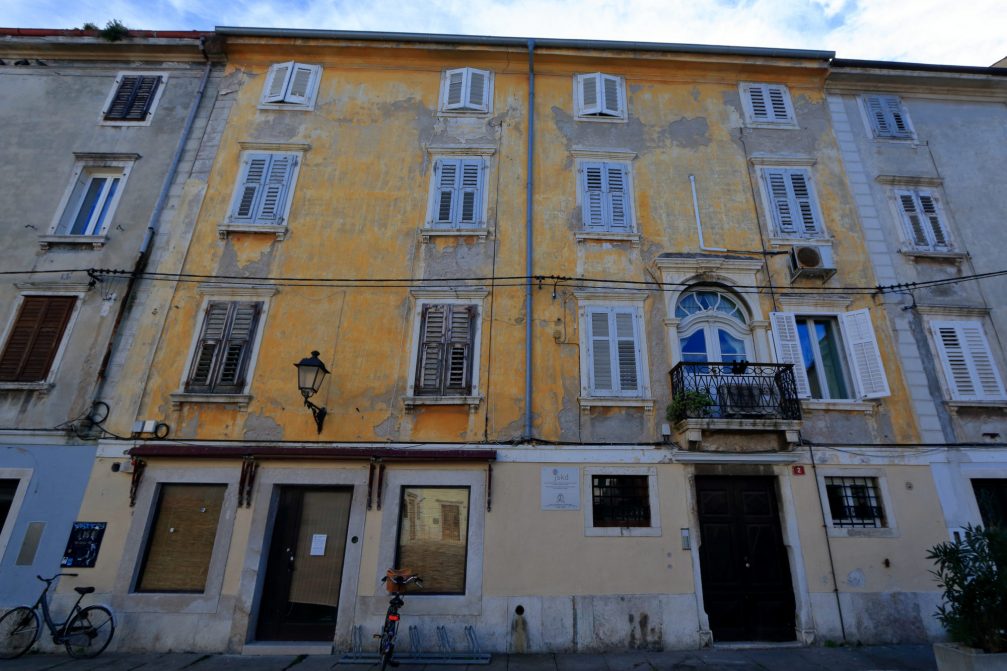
[99,20,129,42]
[928,524,1007,653]
[666,390,713,423]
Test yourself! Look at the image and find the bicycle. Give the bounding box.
[375,568,422,670]
[0,573,114,659]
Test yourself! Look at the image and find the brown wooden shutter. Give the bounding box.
[0,296,75,382]
[185,302,261,393]
[416,305,447,395]
[444,305,475,395]
[215,303,261,393]
[104,75,161,121]
[415,304,475,396]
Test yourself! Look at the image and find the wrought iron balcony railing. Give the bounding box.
[669,361,802,422]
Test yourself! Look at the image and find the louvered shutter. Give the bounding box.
[746,84,791,123]
[256,155,296,223]
[865,95,890,136]
[467,69,489,112]
[601,74,623,116]
[443,69,466,109]
[747,84,769,121]
[588,308,614,394]
[186,302,261,393]
[186,302,230,391]
[931,321,1006,401]
[614,310,641,394]
[444,305,475,394]
[579,73,601,116]
[263,62,293,103]
[765,169,797,234]
[896,190,949,249]
[233,155,268,221]
[286,64,316,105]
[605,163,631,231]
[582,162,607,230]
[416,305,447,394]
[917,193,948,247]
[896,190,930,247]
[770,312,811,398]
[433,159,460,226]
[885,96,911,137]
[587,307,642,396]
[104,75,161,121]
[0,296,75,382]
[840,309,890,399]
[788,171,820,235]
[764,169,820,236]
[767,85,790,121]
[458,160,482,226]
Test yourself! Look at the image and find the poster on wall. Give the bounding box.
[541,467,580,510]
[60,522,106,568]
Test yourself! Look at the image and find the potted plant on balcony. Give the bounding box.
[666,390,714,423]
[928,524,1007,670]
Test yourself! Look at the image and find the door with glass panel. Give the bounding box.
[256,487,352,641]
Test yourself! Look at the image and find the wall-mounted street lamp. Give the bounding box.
[294,351,329,434]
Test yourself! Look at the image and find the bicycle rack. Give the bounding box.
[338,623,492,665]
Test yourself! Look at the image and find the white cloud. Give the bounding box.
[2,0,1004,65]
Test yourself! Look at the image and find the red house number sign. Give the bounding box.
[792,465,805,476]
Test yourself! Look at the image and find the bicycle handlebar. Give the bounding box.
[36,573,78,583]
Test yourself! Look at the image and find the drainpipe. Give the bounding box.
[91,50,213,409]
[524,40,535,441]
[689,175,726,253]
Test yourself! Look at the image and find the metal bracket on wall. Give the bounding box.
[238,456,258,507]
[486,462,493,512]
[366,460,376,510]
[128,458,146,507]
[376,462,386,510]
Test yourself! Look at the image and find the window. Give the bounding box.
[862,94,913,139]
[574,73,626,120]
[895,189,951,251]
[396,486,470,594]
[0,480,17,538]
[770,309,890,400]
[676,290,751,364]
[136,484,226,593]
[583,306,645,397]
[825,476,885,528]
[101,73,165,124]
[931,320,1007,401]
[0,296,76,383]
[260,62,321,110]
[427,158,487,229]
[226,151,301,232]
[740,83,795,126]
[414,304,477,396]
[185,301,262,394]
[440,68,492,113]
[579,161,634,232]
[972,480,1007,528]
[760,168,824,238]
[55,168,124,236]
[584,467,660,536]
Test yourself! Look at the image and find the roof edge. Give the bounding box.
[832,57,1007,77]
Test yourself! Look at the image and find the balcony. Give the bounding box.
[668,361,802,451]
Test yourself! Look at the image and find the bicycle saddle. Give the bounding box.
[74,586,95,595]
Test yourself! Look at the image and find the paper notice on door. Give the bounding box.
[309,533,327,556]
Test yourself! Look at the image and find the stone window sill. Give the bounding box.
[585,525,661,537]
[0,381,52,393]
[801,400,878,413]
[403,395,483,412]
[169,392,253,411]
[575,232,641,247]
[218,222,288,240]
[946,400,1007,412]
[39,235,108,250]
[419,227,489,242]
[899,249,967,263]
[578,397,654,412]
[826,526,899,539]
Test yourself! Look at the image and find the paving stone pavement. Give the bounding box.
[0,645,938,671]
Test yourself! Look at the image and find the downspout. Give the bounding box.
[689,175,726,253]
[524,40,535,441]
[92,48,213,406]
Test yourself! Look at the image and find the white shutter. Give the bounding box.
[885,96,912,137]
[896,190,930,247]
[917,193,948,247]
[578,73,602,116]
[931,321,1006,401]
[864,95,890,136]
[467,69,489,112]
[458,159,483,226]
[767,85,790,121]
[613,309,641,394]
[581,162,607,229]
[286,64,316,104]
[443,69,466,109]
[746,84,769,122]
[433,159,461,225]
[605,163,631,231]
[770,312,811,398]
[263,62,293,103]
[896,190,949,249]
[588,308,614,394]
[764,169,820,236]
[840,309,890,399]
[601,74,623,116]
[764,169,796,235]
[788,171,820,235]
[256,155,296,222]
[232,154,269,221]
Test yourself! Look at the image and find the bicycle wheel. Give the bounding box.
[380,640,396,671]
[378,620,398,670]
[0,606,39,659]
[63,606,114,659]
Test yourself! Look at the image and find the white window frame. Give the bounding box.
[424,156,490,230]
[770,308,890,402]
[404,288,488,409]
[438,67,493,114]
[892,187,953,252]
[575,158,636,234]
[170,283,276,410]
[220,144,307,240]
[575,291,652,408]
[583,466,661,537]
[859,94,915,140]
[574,72,627,122]
[258,62,322,111]
[815,468,898,538]
[0,468,32,565]
[929,319,1007,403]
[42,153,138,248]
[739,82,797,127]
[756,165,827,240]
[375,469,486,615]
[98,71,168,127]
[0,287,86,391]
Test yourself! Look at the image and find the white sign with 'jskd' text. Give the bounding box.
[541,467,580,510]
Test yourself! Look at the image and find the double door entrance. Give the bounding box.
[695,475,796,642]
[256,487,353,641]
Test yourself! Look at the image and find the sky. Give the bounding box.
[2,0,1004,67]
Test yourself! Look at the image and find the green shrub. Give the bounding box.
[99,20,129,42]
[666,390,713,423]
[927,524,1007,653]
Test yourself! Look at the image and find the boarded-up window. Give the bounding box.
[136,484,225,593]
[0,296,76,382]
[396,487,469,594]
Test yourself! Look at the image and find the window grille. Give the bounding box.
[591,475,650,527]
[825,476,885,528]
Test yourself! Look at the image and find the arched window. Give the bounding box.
[675,289,753,364]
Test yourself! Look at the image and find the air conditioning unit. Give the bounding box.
[790,244,837,281]
[718,384,780,418]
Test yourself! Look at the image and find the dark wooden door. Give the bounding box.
[695,475,795,641]
[256,487,352,641]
